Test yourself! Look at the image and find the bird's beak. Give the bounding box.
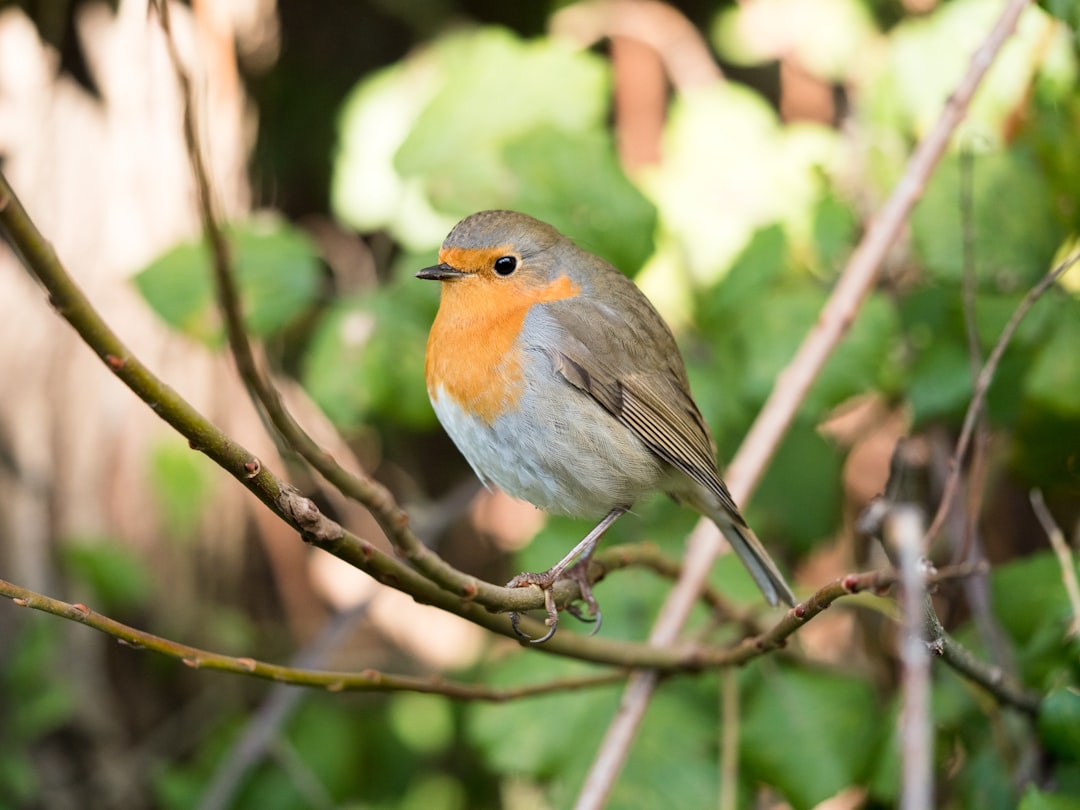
[416,263,467,281]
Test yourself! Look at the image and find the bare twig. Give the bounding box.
[0,563,997,692]
[924,248,1080,544]
[922,603,1040,715]
[151,0,512,610]
[577,1,1035,804]
[861,494,1041,716]
[1030,491,1080,637]
[886,507,934,810]
[0,578,626,699]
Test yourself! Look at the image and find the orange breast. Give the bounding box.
[426,272,580,424]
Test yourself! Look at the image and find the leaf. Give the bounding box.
[912,149,1066,290]
[907,339,973,426]
[648,83,840,282]
[503,127,656,272]
[467,654,621,781]
[148,439,215,541]
[605,685,718,809]
[1039,687,1080,764]
[740,664,880,809]
[990,552,1073,643]
[396,28,608,179]
[1026,302,1080,416]
[302,270,436,430]
[394,28,609,220]
[810,292,902,412]
[61,537,154,613]
[1020,786,1080,810]
[134,219,321,345]
[750,418,843,555]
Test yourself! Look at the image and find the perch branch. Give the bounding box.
[151,0,516,608]
[0,566,991,692]
[0,169,803,670]
[578,0,1035,805]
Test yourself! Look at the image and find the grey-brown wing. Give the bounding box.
[543,290,745,524]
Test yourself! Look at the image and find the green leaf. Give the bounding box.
[991,552,1073,643]
[1039,687,1080,764]
[1026,302,1080,416]
[907,339,973,426]
[750,419,843,555]
[503,127,657,272]
[810,292,902,412]
[697,225,789,325]
[4,622,77,740]
[302,272,435,430]
[396,28,608,180]
[912,150,1066,290]
[148,439,215,541]
[606,685,718,809]
[1020,786,1080,810]
[61,537,154,613]
[468,654,621,780]
[741,664,880,809]
[649,83,840,282]
[134,219,321,345]
[389,693,455,754]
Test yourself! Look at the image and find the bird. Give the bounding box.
[417,210,794,642]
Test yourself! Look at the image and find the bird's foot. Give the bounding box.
[506,561,602,644]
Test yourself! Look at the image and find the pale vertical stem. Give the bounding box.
[888,506,933,810]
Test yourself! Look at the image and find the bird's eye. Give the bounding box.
[493,255,518,276]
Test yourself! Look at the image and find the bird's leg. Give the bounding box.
[507,506,627,643]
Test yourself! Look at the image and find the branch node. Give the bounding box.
[237,657,257,672]
[243,458,262,478]
[276,484,344,544]
[71,603,90,617]
[12,597,28,607]
[104,353,126,371]
[182,657,201,669]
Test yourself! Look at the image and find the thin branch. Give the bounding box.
[924,248,1080,544]
[861,495,1042,716]
[0,578,625,700]
[577,0,1035,803]
[0,168,757,667]
[150,0,549,612]
[0,563,1000,691]
[1030,490,1080,637]
[886,507,934,810]
[922,601,1040,715]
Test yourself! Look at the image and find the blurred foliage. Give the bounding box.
[8,0,1080,808]
[135,218,323,346]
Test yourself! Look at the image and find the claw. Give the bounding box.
[505,559,604,642]
[502,507,626,643]
[507,571,560,643]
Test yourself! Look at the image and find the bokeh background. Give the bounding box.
[1,0,1079,808]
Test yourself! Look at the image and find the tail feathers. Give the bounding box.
[713,516,795,607]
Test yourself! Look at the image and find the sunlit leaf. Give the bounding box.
[134,219,322,345]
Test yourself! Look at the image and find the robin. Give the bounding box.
[418,210,794,642]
